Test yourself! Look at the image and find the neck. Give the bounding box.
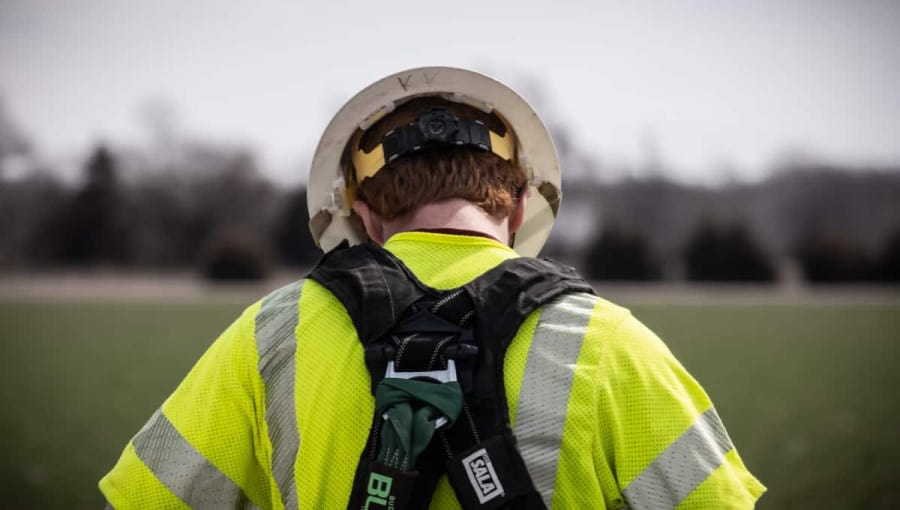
[383,199,510,244]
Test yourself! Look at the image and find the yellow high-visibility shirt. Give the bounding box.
[100,231,765,509]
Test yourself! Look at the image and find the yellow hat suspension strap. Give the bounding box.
[351,107,515,183]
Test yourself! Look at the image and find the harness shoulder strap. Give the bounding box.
[310,242,433,343]
[465,255,594,351]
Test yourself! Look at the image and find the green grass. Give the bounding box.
[632,304,900,509]
[0,301,245,509]
[1,299,898,509]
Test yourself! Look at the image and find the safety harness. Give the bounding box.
[309,242,595,509]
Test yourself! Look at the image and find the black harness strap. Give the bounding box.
[310,242,430,347]
[309,242,595,510]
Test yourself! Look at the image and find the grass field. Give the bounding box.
[1,295,898,509]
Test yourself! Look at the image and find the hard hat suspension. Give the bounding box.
[351,107,515,183]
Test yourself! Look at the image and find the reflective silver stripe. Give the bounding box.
[623,408,735,510]
[514,292,596,507]
[255,281,304,510]
[133,409,257,508]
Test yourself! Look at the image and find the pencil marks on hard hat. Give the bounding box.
[396,70,442,91]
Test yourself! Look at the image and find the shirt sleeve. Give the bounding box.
[595,312,766,510]
[99,302,276,509]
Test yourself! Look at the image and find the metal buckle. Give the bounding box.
[383,360,457,429]
[384,359,458,384]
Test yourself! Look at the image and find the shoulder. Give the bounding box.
[253,279,314,360]
[538,287,673,360]
[539,291,633,340]
[578,296,715,427]
[258,278,307,308]
[254,277,353,342]
[538,291,680,377]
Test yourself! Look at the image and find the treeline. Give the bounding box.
[2,140,898,284]
[0,144,318,279]
[549,167,900,283]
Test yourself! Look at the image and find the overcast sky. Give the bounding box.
[1,0,898,184]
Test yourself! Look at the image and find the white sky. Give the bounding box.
[1,0,898,184]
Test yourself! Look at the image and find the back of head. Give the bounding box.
[355,97,527,222]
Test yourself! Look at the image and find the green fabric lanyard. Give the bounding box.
[374,378,464,471]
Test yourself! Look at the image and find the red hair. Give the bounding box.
[354,98,526,221]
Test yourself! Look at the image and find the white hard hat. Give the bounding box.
[307,66,560,257]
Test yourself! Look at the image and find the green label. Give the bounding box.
[364,472,393,509]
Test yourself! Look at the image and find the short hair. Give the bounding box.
[354,98,527,221]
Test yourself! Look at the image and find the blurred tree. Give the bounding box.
[684,222,775,282]
[138,96,179,150]
[558,177,715,275]
[200,227,273,281]
[273,186,320,268]
[878,227,900,282]
[766,166,900,258]
[125,143,278,269]
[0,97,32,177]
[0,172,67,267]
[52,146,132,265]
[796,230,875,283]
[583,225,661,281]
[125,174,193,266]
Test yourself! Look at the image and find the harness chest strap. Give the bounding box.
[309,243,595,509]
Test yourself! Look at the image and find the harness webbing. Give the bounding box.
[309,242,595,510]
